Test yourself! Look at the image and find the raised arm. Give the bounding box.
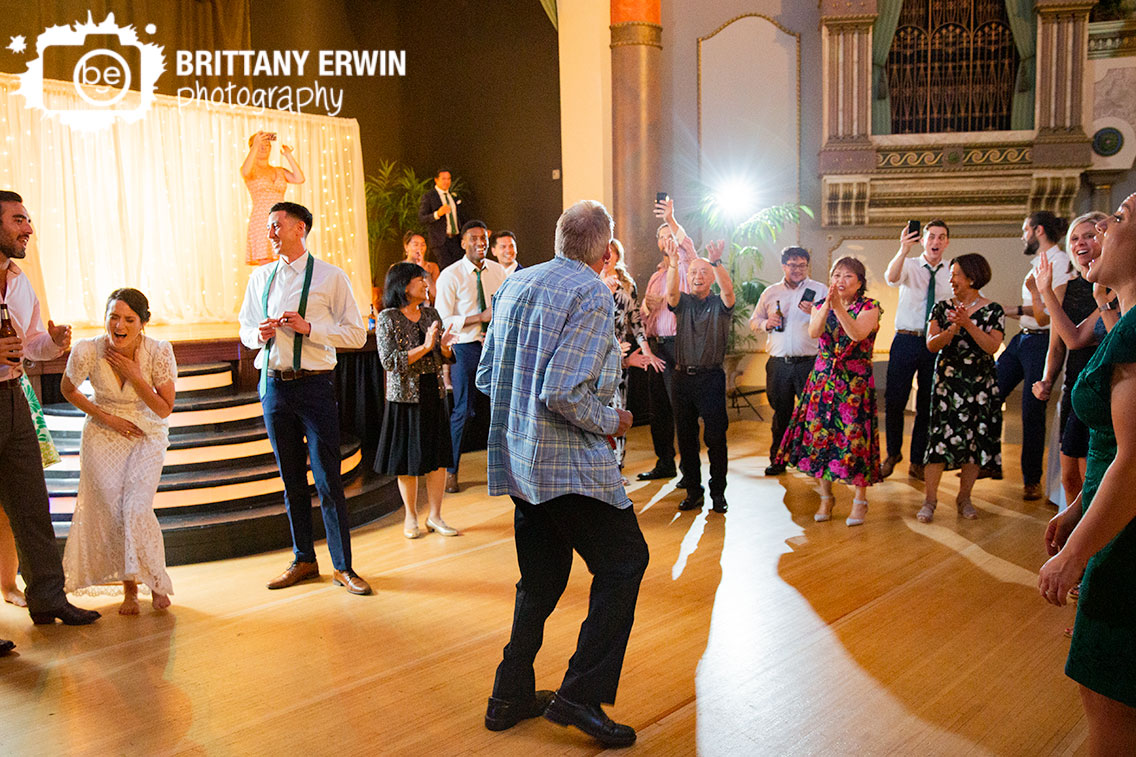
[885,226,919,284]
[706,240,734,308]
[279,144,305,184]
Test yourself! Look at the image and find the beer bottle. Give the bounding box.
[0,304,20,365]
[368,305,377,333]
[773,301,785,333]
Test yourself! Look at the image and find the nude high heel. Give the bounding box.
[846,498,868,527]
[814,495,835,522]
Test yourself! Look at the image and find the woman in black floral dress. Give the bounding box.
[920,254,1005,523]
[603,240,663,472]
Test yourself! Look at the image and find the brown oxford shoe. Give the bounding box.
[332,570,372,596]
[880,454,902,479]
[266,560,319,590]
[445,472,460,493]
[1023,483,1044,501]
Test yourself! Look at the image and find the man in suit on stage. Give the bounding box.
[490,230,523,277]
[477,200,648,748]
[0,190,100,641]
[417,168,465,271]
[238,201,372,596]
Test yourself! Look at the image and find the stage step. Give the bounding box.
[51,421,270,454]
[43,389,260,418]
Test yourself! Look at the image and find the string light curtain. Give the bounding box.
[0,72,371,327]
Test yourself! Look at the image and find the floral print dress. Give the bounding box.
[923,300,1004,469]
[611,281,647,467]
[776,297,882,486]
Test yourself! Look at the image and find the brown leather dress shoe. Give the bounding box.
[332,570,373,595]
[880,454,901,479]
[444,472,460,493]
[266,560,319,590]
[909,463,925,481]
[1023,483,1044,501]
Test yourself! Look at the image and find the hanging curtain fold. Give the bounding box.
[1003,0,1037,130]
[871,0,904,136]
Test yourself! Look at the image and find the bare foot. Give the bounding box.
[119,595,140,615]
[152,592,171,611]
[2,587,27,608]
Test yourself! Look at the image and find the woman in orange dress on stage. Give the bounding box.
[241,131,305,265]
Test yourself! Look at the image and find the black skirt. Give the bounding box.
[374,372,453,476]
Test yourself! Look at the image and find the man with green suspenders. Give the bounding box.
[238,201,371,595]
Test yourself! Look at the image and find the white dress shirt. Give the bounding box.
[1021,244,1073,330]
[889,254,952,332]
[750,277,827,357]
[434,256,507,343]
[501,261,519,278]
[0,261,62,381]
[238,251,366,371]
[435,186,460,236]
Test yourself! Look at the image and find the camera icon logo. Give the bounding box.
[15,13,165,131]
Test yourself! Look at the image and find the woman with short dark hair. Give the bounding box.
[374,262,458,538]
[919,254,1004,522]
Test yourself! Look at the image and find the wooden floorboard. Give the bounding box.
[0,408,1086,756]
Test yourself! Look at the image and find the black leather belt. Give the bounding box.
[1020,328,1049,336]
[895,329,923,337]
[269,369,333,381]
[649,335,675,343]
[770,355,815,364]
[675,365,721,375]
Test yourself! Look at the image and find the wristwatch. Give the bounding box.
[1100,300,1118,312]
[710,260,722,267]
[1016,305,1023,316]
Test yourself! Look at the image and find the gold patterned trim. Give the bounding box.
[1089,20,1136,59]
[876,146,1033,170]
[610,22,662,49]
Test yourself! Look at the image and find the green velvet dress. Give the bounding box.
[1066,307,1136,706]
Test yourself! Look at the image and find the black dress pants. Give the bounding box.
[492,493,649,706]
[673,368,729,499]
[884,332,936,461]
[646,336,676,470]
[765,356,814,460]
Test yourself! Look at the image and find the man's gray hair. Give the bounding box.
[555,200,613,265]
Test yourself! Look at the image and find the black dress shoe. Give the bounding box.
[484,689,554,731]
[0,638,14,656]
[544,694,636,747]
[636,466,676,481]
[30,602,101,626]
[678,493,704,511]
[711,497,728,513]
[764,463,786,476]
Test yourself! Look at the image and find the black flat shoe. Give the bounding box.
[678,494,704,511]
[484,689,554,731]
[711,497,728,513]
[544,694,636,747]
[636,466,676,481]
[764,463,786,476]
[30,602,101,626]
[0,639,14,656]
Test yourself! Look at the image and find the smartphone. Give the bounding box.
[801,288,817,303]
[266,132,277,141]
[906,219,920,237]
[656,192,669,204]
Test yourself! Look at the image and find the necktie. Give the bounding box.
[444,191,458,235]
[924,263,940,333]
[475,267,487,333]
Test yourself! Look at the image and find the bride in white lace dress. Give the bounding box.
[59,289,176,614]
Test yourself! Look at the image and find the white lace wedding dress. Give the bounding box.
[62,335,176,597]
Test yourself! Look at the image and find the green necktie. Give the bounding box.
[924,263,940,333]
[444,191,458,235]
[475,267,487,333]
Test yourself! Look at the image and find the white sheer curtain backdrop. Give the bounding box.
[0,72,371,327]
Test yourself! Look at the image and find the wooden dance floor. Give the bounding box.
[1,413,1086,755]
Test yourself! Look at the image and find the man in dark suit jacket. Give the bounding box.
[490,230,523,277]
[418,168,465,271]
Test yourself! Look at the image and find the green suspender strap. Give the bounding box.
[259,254,316,397]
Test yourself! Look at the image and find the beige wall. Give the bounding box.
[558,0,613,210]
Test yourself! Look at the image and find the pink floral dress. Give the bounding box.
[775,296,882,486]
[244,168,288,265]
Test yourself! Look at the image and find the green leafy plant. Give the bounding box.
[694,195,814,352]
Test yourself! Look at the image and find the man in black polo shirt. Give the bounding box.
[664,238,733,513]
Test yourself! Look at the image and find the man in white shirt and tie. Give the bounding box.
[881,220,953,480]
[996,210,1072,500]
[418,168,465,271]
[434,220,507,492]
[238,201,372,595]
[750,247,827,475]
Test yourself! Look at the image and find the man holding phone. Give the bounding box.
[881,219,953,479]
[750,247,827,475]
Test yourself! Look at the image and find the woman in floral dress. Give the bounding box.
[919,254,1005,523]
[776,256,881,526]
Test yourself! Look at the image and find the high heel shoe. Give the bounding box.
[916,501,936,523]
[404,523,423,539]
[426,516,459,536]
[814,495,835,522]
[846,498,868,527]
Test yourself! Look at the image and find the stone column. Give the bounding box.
[611,0,662,283]
[1033,0,1097,168]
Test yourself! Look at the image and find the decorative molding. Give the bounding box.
[1088,19,1136,59]
[821,176,871,227]
[610,22,662,49]
[875,145,1033,170]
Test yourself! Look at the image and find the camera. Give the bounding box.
[42,33,145,110]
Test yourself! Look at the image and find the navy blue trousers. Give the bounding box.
[449,341,483,473]
[884,332,936,462]
[996,332,1050,485]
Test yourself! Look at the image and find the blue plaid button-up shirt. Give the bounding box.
[476,255,629,508]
